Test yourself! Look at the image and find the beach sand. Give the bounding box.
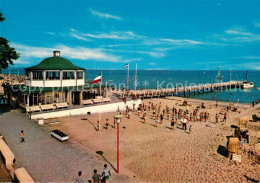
[45,96,260,182]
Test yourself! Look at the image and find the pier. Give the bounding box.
[119,81,244,98]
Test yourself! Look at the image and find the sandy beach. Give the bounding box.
[44,96,260,182]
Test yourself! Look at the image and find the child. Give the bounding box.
[189,125,192,134]
[20,130,25,143]
[171,118,175,130]
[97,121,101,131]
[76,171,84,183]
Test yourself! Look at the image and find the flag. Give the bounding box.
[91,75,102,84]
[125,63,129,68]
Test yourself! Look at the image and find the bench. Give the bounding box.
[103,98,111,103]
[93,98,103,104]
[27,106,41,113]
[14,167,35,183]
[0,139,15,167]
[55,102,69,109]
[41,104,55,111]
[82,99,93,105]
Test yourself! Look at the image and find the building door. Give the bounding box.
[72,91,80,105]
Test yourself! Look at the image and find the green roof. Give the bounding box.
[25,56,85,71]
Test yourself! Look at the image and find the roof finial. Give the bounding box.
[53,50,60,57]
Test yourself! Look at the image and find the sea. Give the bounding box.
[2,68,260,104]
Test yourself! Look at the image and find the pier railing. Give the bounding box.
[117,81,243,98]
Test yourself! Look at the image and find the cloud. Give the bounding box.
[225,30,252,36]
[47,32,55,35]
[149,62,156,65]
[70,32,90,41]
[89,9,122,20]
[13,60,30,65]
[12,43,122,63]
[83,31,144,40]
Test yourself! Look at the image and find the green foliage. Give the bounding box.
[0,11,19,73]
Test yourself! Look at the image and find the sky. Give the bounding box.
[1,0,260,70]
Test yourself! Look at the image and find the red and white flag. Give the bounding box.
[91,75,102,84]
[125,64,129,68]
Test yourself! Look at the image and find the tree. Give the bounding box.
[0,11,19,73]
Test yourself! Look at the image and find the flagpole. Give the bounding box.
[127,63,130,90]
[135,63,137,96]
[99,71,102,123]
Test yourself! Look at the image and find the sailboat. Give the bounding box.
[242,70,254,89]
[216,67,222,83]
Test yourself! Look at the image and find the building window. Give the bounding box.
[32,71,43,80]
[46,71,60,80]
[63,71,75,79]
[77,71,83,79]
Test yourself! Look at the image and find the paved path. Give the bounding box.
[0,109,132,182]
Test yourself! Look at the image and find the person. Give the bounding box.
[133,103,136,112]
[102,164,111,183]
[215,114,219,123]
[97,121,101,131]
[143,113,146,123]
[171,118,175,130]
[155,115,159,127]
[76,171,85,183]
[128,111,131,119]
[92,169,101,183]
[189,125,192,134]
[160,114,163,124]
[237,99,239,103]
[105,119,109,129]
[224,113,227,122]
[20,130,25,143]
[183,117,187,130]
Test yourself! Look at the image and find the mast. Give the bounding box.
[246,70,248,82]
[230,69,232,81]
[216,66,221,83]
[127,64,130,90]
[134,63,137,95]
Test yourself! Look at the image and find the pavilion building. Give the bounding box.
[4,51,108,110]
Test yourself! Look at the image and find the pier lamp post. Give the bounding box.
[114,115,122,174]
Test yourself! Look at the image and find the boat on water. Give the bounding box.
[242,81,254,89]
[257,87,260,90]
[241,70,254,89]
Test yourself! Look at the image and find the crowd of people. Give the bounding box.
[0,74,27,85]
[76,164,111,183]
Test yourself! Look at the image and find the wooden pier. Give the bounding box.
[118,81,244,99]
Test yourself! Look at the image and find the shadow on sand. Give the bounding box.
[217,145,228,158]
